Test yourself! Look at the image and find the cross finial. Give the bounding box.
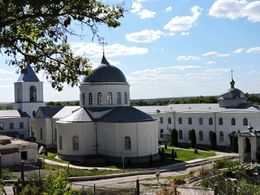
[98,37,107,56]
[231,69,234,80]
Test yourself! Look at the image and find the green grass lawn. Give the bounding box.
[164,147,216,162]
[42,163,138,177]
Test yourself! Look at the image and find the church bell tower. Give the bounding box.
[14,64,45,117]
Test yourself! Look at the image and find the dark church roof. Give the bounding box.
[99,106,155,123]
[83,55,127,83]
[35,106,63,118]
[17,64,39,82]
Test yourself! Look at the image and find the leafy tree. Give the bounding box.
[189,129,196,148]
[0,0,123,90]
[209,131,217,150]
[171,129,178,146]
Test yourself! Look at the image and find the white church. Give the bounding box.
[1,53,260,162]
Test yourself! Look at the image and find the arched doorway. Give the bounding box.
[244,137,251,162]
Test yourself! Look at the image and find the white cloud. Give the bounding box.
[164,6,201,32]
[233,48,244,54]
[71,42,148,58]
[180,32,190,36]
[246,47,260,53]
[125,29,165,43]
[207,61,217,65]
[177,55,200,61]
[138,9,156,19]
[0,68,15,76]
[202,51,231,57]
[131,2,142,13]
[165,6,172,12]
[209,0,260,22]
[247,70,260,76]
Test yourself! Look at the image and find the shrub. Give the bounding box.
[194,148,198,154]
[189,129,197,148]
[171,129,178,146]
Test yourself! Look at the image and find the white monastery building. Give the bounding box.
[1,54,260,162]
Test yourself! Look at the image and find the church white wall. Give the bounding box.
[57,122,96,156]
[31,118,53,146]
[97,121,158,157]
[79,82,130,107]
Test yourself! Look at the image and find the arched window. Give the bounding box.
[54,128,57,142]
[72,136,79,151]
[117,92,121,104]
[40,128,43,140]
[218,118,223,125]
[209,118,213,125]
[97,92,102,105]
[199,118,203,125]
[82,93,85,106]
[125,136,131,150]
[179,130,183,140]
[188,117,192,125]
[168,117,172,124]
[59,135,62,150]
[219,131,224,142]
[160,129,163,138]
[231,118,236,126]
[124,92,128,104]
[30,86,37,102]
[160,117,163,124]
[243,118,248,126]
[178,117,182,125]
[107,92,113,104]
[199,131,203,141]
[88,93,93,105]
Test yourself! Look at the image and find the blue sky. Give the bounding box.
[0,0,260,102]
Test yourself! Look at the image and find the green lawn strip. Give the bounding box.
[164,148,216,161]
[42,163,141,177]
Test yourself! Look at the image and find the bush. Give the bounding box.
[171,129,178,146]
[194,148,198,154]
[189,129,197,148]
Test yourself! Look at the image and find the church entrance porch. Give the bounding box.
[243,137,251,162]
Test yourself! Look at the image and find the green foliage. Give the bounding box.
[209,131,217,150]
[189,129,196,148]
[0,1,123,91]
[46,101,79,106]
[171,129,178,146]
[246,93,260,105]
[194,148,198,154]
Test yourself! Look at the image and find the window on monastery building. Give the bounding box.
[124,92,128,104]
[82,93,85,106]
[9,122,14,129]
[231,118,236,126]
[199,118,203,125]
[117,92,121,104]
[125,136,131,150]
[88,93,93,105]
[160,129,163,138]
[97,92,102,105]
[199,131,203,141]
[243,118,248,126]
[107,92,113,104]
[72,136,79,151]
[178,117,182,125]
[160,117,163,124]
[179,130,183,140]
[40,128,43,140]
[20,122,24,129]
[0,123,4,130]
[59,135,62,150]
[219,131,224,142]
[218,118,223,125]
[168,117,172,124]
[54,128,57,142]
[209,118,213,125]
[188,118,192,125]
[30,86,37,102]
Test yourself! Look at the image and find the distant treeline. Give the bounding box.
[45,93,260,107]
[46,101,79,106]
[0,105,13,110]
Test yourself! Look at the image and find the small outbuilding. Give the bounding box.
[238,126,260,162]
